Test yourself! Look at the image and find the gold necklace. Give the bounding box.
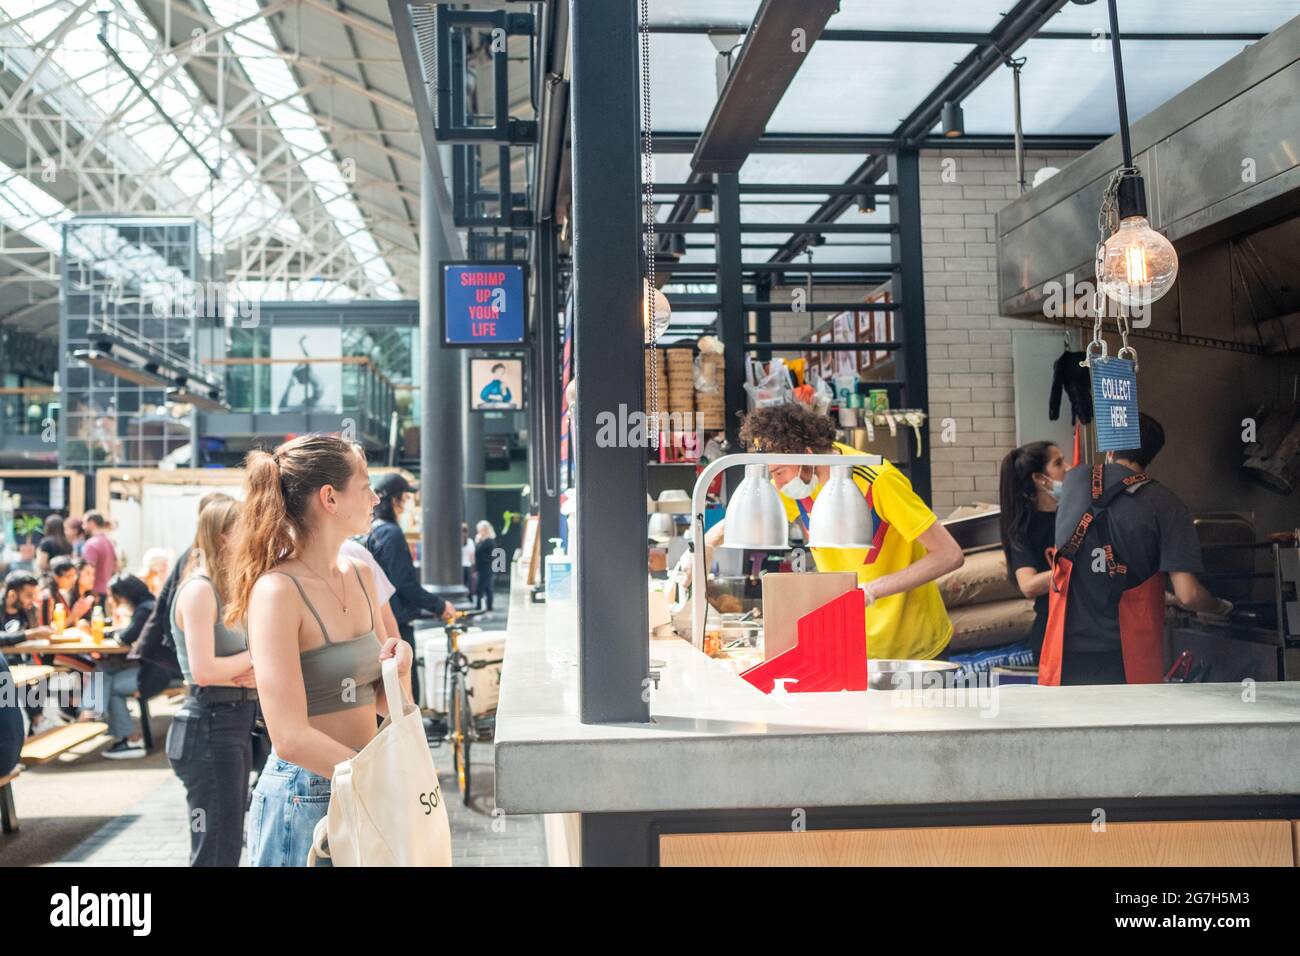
[299,558,348,615]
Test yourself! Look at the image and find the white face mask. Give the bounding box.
[780,471,820,499]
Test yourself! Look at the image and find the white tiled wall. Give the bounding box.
[919,149,1083,514]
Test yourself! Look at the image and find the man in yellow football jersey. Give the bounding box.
[700,403,963,660]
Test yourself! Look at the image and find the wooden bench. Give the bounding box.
[0,766,20,834]
[19,721,109,765]
[7,664,54,687]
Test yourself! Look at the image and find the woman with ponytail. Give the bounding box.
[230,434,412,867]
[998,441,1069,660]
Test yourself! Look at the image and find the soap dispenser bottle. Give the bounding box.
[544,538,574,605]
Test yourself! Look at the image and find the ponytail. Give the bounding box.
[225,434,365,627]
[998,440,1054,580]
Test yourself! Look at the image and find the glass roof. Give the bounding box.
[642,0,1299,330]
[957,38,1256,135]
[0,0,399,300]
[647,0,1300,136]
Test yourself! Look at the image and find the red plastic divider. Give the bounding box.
[740,589,867,693]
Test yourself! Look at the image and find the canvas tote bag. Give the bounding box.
[308,659,452,866]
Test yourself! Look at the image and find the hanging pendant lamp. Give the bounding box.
[1095,0,1179,308]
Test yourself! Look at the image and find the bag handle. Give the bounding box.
[306,816,331,867]
[381,657,412,719]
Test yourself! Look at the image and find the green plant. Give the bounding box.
[14,514,43,542]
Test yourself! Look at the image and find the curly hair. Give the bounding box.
[738,403,836,454]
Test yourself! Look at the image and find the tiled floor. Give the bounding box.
[52,740,546,867]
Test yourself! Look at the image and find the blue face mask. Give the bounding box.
[1041,477,1063,501]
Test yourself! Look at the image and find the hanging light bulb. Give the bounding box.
[1099,214,1178,307]
[1093,2,1179,310]
[1098,175,1179,308]
[644,279,671,338]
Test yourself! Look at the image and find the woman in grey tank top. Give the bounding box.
[165,497,257,867]
[227,435,414,868]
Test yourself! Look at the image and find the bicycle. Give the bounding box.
[440,610,502,806]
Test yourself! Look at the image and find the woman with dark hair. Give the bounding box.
[998,441,1069,660]
[73,559,104,616]
[38,556,96,628]
[79,573,155,758]
[36,515,73,573]
[229,435,414,867]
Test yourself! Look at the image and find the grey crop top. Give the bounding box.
[171,575,248,685]
[272,563,382,717]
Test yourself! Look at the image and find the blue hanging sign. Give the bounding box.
[441,262,527,347]
[1090,356,1140,452]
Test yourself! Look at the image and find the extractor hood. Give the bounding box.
[996,14,1300,353]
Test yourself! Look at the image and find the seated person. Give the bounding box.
[39,556,97,629]
[2,571,57,734]
[79,574,154,759]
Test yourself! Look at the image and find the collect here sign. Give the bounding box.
[1090,356,1140,452]
[441,262,526,347]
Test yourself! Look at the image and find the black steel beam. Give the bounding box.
[648,25,1267,43]
[892,149,930,504]
[690,0,840,174]
[656,222,897,234]
[896,0,1070,146]
[569,0,650,725]
[769,0,1074,265]
[717,173,747,450]
[655,132,1106,153]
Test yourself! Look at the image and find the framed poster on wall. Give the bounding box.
[865,289,893,365]
[441,261,528,347]
[469,357,525,410]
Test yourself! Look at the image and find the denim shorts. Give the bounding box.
[246,754,332,867]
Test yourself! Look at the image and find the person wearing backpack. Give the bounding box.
[365,473,455,706]
[1039,414,1232,685]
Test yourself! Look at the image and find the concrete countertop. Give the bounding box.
[494,577,1300,815]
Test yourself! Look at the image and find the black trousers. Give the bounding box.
[166,697,257,867]
[1061,647,1127,685]
[397,620,420,706]
[474,572,494,611]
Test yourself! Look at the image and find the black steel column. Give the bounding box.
[716,172,746,449]
[570,0,649,724]
[536,220,562,562]
[890,148,932,504]
[754,280,771,363]
[461,350,486,530]
[420,155,465,587]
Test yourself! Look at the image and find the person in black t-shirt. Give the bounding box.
[35,515,73,573]
[1045,414,1230,684]
[999,441,1070,660]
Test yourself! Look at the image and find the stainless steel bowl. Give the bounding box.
[868,658,961,690]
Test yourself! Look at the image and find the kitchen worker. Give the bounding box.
[1039,413,1231,685]
[696,402,963,661]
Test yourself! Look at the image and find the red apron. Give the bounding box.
[1038,465,1166,686]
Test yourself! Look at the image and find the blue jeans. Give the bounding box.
[247,753,332,867]
[82,666,140,739]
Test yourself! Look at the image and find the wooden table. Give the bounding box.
[4,638,129,656]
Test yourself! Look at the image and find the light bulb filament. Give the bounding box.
[1123,243,1149,286]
